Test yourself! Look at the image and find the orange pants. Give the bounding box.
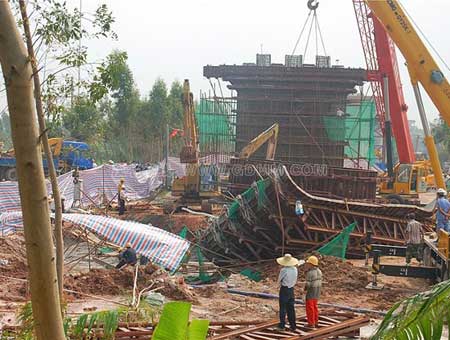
[306,299,319,326]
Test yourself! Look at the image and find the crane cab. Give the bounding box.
[379,163,428,203]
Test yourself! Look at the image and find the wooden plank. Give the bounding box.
[284,316,369,340]
[209,319,280,340]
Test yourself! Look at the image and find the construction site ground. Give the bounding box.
[0,229,433,336]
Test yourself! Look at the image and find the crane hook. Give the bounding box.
[307,0,319,10]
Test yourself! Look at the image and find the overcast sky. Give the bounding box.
[67,0,450,124]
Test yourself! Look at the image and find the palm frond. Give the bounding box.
[371,280,450,340]
[65,308,123,339]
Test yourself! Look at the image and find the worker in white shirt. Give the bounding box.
[276,254,299,331]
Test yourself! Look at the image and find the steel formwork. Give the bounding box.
[204,65,367,167]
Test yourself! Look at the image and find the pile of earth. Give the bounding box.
[65,266,196,302]
[0,233,28,302]
[263,254,369,294]
[0,233,195,303]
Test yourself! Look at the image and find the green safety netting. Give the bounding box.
[195,99,236,153]
[317,222,356,259]
[178,226,222,284]
[228,178,271,221]
[178,226,189,239]
[323,100,376,166]
[239,268,262,282]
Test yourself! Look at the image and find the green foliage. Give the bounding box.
[187,320,210,340]
[89,50,132,103]
[15,302,34,340]
[11,0,117,127]
[152,302,209,340]
[432,118,450,162]
[9,299,164,340]
[63,98,105,142]
[371,280,450,340]
[0,114,12,148]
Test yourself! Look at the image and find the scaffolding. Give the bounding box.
[324,95,377,168]
[195,94,237,164]
[197,65,377,169]
[204,65,367,167]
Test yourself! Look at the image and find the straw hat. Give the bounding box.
[276,254,299,267]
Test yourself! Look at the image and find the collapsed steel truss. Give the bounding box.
[200,166,433,264]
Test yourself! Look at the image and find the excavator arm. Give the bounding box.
[48,138,63,157]
[239,123,279,160]
[366,0,447,189]
[179,79,199,164]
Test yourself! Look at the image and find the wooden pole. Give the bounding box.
[0,2,65,338]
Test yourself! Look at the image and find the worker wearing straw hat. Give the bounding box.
[276,254,300,331]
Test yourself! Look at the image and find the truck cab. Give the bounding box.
[59,141,94,171]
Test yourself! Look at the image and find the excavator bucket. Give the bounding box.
[180,145,198,163]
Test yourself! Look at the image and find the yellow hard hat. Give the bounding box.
[306,255,319,266]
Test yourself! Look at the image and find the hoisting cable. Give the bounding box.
[291,0,328,59]
[291,10,313,56]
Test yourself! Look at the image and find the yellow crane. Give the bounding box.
[366,0,448,193]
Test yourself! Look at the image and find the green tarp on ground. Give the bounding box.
[317,222,356,259]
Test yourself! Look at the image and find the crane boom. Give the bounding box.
[366,0,447,189]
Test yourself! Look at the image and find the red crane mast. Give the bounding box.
[353,0,415,164]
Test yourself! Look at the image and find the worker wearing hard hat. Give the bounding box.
[116,242,137,269]
[276,254,299,331]
[304,255,322,328]
[435,188,450,232]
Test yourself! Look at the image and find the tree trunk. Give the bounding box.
[0,3,65,340]
[18,0,65,302]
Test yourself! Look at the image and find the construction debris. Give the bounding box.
[200,167,434,264]
[208,311,370,340]
[45,311,368,340]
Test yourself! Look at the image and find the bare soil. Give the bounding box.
[0,233,195,304]
[0,233,433,325]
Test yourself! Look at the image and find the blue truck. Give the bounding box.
[0,139,94,181]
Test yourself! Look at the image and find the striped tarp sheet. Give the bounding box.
[57,163,163,208]
[0,211,24,236]
[0,164,163,213]
[0,181,21,213]
[0,212,190,272]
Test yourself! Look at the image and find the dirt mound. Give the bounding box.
[64,265,195,301]
[64,266,196,302]
[120,209,209,234]
[264,254,369,292]
[0,233,195,303]
[0,233,29,302]
[0,232,28,278]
